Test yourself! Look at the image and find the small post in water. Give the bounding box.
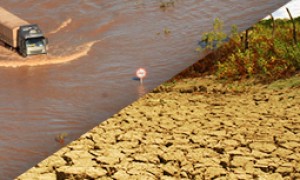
[136,68,147,84]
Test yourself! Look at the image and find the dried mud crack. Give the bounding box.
[17,75,300,179]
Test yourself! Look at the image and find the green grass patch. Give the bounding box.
[268,75,300,90]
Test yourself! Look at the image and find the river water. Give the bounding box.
[0,0,290,179]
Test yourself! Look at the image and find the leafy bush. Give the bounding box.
[195,18,300,81]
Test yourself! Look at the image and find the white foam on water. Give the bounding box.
[48,18,72,34]
[0,40,100,68]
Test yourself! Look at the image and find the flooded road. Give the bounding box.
[0,0,290,179]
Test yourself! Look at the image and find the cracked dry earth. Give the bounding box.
[18,76,300,180]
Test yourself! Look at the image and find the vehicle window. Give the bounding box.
[26,38,44,47]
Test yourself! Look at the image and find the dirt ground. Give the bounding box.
[17,74,300,180]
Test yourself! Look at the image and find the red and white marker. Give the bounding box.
[136,68,147,84]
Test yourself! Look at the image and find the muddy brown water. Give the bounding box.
[0,0,290,179]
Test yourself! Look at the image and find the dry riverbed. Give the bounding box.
[18,75,300,179]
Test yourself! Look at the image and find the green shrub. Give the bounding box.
[197,18,300,81]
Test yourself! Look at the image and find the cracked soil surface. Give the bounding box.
[17,75,300,180]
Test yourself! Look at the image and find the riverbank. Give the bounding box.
[17,74,300,179]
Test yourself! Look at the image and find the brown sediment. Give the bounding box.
[17,74,300,179]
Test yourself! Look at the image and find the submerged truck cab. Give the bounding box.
[18,24,47,57]
[0,7,48,57]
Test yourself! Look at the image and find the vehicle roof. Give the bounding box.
[0,7,29,29]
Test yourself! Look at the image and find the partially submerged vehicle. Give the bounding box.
[0,7,48,57]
